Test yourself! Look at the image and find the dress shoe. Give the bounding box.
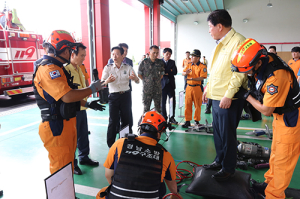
[74,166,82,175]
[202,161,222,169]
[241,113,251,120]
[79,158,99,166]
[251,179,267,196]
[182,121,191,128]
[169,117,178,125]
[212,169,234,181]
[205,109,211,114]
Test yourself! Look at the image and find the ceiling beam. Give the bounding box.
[165,0,182,14]
[214,0,218,9]
[181,0,193,13]
[206,0,212,12]
[189,0,200,13]
[169,0,187,14]
[197,0,206,13]
[161,5,177,17]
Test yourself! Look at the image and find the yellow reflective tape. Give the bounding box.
[15,77,21,81]
[237,39,256,63]
[57,31,70,35]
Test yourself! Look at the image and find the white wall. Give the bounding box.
[176,0,300,72]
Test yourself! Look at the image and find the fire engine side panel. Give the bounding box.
[0,30,44,95]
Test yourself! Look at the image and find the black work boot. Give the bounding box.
[169,117,178,125]
[182,121,191,128]
[251,179,267,196]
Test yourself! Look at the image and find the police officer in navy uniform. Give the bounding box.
[161,48,178,124]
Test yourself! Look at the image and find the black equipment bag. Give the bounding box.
[186,166,253,199]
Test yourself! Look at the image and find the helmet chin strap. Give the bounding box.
[56,54,71,65]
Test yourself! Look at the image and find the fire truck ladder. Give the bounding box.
[0,29,13,72]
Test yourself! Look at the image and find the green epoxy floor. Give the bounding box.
[0,74,300,199]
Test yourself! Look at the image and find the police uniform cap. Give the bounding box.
[191,49,201,57]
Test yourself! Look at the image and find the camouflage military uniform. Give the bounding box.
[138,58,165,113]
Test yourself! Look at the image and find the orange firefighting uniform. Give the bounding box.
[288,58,300,79]
[96,135,177,198]
[182,57,191,68]
[183,61,207,121]
[260,67,300,199]
[34,61,77,174]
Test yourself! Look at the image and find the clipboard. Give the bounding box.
[119,125,130,138]
[45,162,75,199]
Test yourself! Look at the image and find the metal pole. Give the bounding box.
[87,0,96,97]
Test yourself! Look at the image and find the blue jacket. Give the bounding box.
[161,58,177,89]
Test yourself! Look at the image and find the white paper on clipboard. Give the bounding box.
[45,162,75,199]
[119,125,129,138]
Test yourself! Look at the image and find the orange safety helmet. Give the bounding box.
[46,30,76,54]
[139,111,167,134]
[231,38,268,73]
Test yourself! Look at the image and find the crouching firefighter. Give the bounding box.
[33,30,104,174]
[231,38,300,199]
[97,110,182,199]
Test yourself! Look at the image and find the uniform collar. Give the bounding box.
[216,28,234,45]
[140,133,159,142]
[192,61,201,66]
[113,62,124,69]
[256,56,270,80]
[43,55,64,67]
[162,58,169,64]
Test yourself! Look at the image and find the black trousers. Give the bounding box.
[184,75,187,90]
[74,110,90,167]
[212,98,244,174]
[107,91,132,148]
[161,84,176,120]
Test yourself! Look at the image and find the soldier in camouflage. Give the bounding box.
[138,45,165,113]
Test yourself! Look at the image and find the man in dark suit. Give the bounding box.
[107,43,133,133]
[161,48,178,124]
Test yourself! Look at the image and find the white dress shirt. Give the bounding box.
[101,63,138,93]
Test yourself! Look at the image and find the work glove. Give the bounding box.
[234,87,253,100]
[85,99,106,111]
[89,80,104,93]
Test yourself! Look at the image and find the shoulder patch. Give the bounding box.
[267,84,278,95]
[49,70,61,79]
[203,68,207,72]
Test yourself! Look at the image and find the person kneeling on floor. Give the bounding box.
[97,110,182,199]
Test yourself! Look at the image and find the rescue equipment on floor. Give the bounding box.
[185,119,213,133]
[246,124,273,139]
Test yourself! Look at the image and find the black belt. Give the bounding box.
[188,84,200,87]
[111,90,130,94]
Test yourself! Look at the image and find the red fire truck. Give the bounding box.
[0,8,43,98]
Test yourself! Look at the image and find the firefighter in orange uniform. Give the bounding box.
[182,51,191,90]
[33,30,103,174]
[288,46,300,80]
[96,111,182,199]
[182,49,207,128]
[232,38,300,199]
